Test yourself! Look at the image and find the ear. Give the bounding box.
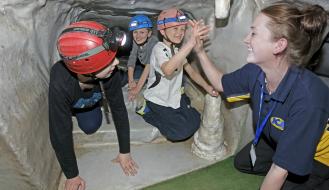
[148,30,152,37]
[273,38,288,55]
[159,29,165,36]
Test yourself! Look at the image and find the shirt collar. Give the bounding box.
[257,65,300,103]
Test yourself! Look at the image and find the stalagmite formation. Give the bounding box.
[192,95,227,160]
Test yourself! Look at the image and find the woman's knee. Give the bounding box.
[233,143,254,173]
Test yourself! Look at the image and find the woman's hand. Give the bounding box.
[188,20,210,53]
[112,153,139,176]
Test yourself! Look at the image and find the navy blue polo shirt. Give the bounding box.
[222,63,329,176]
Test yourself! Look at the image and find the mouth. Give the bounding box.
[107,66,115,75]
[173,36,182,41]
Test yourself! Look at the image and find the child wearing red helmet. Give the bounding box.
[50,21,138,190]
[139,8,218,142]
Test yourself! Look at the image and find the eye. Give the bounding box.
[251,32,256,36]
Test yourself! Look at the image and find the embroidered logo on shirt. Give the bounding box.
[163,48,169,58]
[271,117,285,131]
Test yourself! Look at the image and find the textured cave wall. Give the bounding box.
[0,0,328,190]
[0,0,80,189]
[0,1,214,189]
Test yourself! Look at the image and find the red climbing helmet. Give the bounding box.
[157,7,188,30]
[57,21,127,74]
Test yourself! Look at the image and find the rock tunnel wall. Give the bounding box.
[0,0,328,189]
[0,1,79,189]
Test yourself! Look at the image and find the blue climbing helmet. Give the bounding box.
[128,15,153,31]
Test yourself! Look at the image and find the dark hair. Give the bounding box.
[261,1,328,67]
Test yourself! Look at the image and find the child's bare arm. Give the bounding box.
[128,65,150,101]
[128,67,137,89]
[184,63,219,97]
[161,20,208,76]
[160,42,194,76]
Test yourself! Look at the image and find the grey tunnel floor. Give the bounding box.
[57,85,221,190]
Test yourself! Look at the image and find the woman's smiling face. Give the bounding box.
[244,13,276,65]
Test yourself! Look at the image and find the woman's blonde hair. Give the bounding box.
[261,1,328,67]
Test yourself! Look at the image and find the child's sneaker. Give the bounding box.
[144,127,161,142]
[135,100,150,116]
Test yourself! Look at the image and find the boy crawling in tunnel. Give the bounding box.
[49,21,138,190]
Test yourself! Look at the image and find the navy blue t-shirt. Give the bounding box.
[222,63,329,176]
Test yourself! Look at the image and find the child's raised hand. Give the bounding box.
[188,20,210,53]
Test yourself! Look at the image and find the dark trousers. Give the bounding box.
[74,69,130,147]
[75,105,102,134]
[234,137,329,189]
[142,94,200,141]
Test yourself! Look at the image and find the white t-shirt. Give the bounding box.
[144,42,186,109]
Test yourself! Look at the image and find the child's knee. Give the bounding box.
[79,122,101,135]
[166,125,199,142]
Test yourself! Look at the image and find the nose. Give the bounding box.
[113,58,119,66]
[177,29,185,36]
[243,33,251,45]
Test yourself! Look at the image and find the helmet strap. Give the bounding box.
[170,44,176,56]
[162,30,175,46]
[61,45,105,61]
[60,27,106,38]
[99,80,111,124]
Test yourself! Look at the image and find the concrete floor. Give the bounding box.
[57,85,218,190]
[68,140,217,190]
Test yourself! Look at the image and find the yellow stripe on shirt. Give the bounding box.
[226,93,250,103]
[315,123,329,167]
